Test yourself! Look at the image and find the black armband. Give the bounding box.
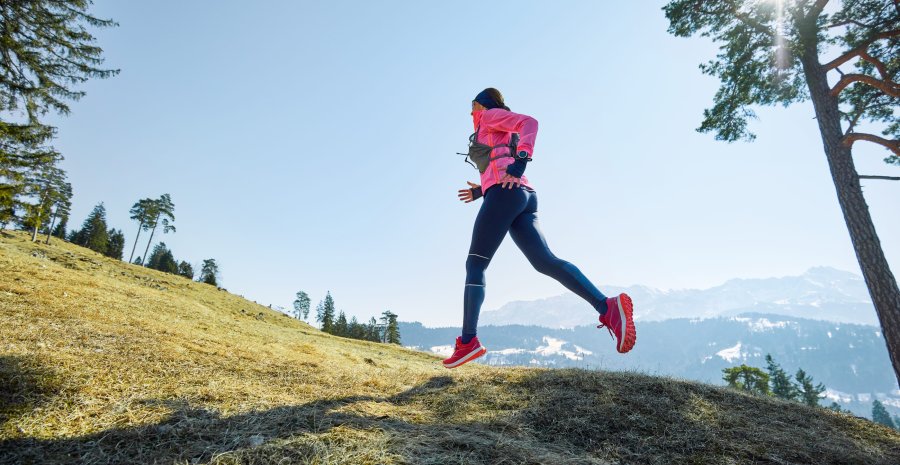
[471,186,483,200]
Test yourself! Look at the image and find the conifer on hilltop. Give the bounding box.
[73,203,109,254]
[795,369,826,407]
[664,0,900,387]
[293,291,311,320]
[872,400,896,429]
[765,354,799,401]
[722,365,770,396]
[199,258,219,286]
[0,0,117,229]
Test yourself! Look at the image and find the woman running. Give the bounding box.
[442,88,636,369]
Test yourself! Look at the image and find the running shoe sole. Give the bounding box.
[616,293,636,353]
[442,345,488,369]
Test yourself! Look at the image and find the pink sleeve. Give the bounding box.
[480,109,539,157]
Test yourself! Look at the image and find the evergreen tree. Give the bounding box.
[133,256,142,265]
[140,194,175,267]
[198,258,219,286]
[44,181,72,244]
[293,291,311,320]
[765,354,798,400]
[795,369,826,407]
[335,311,348,337]
[177,261,194,279]
[105,228,125,259]
[722,365,770,396]
[366,317,381,342]
[51,214,68,240]
[77,203,109,253]
[664,0,900,387]
[827,402,850,414]
[19,160,67,242]
[872,400,896,428]
[128,198,156,263]
[348,316,365,340]
[381,310,401,345]
[0,1,117,229]
[146,242,177,274]
[316,292,336,333]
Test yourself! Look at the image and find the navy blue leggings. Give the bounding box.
[463,185,607,341]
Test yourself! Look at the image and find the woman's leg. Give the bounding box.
[508,192,608,314]
[462,186,529,342]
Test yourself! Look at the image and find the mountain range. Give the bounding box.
[478,266,877,327]
[400,267,896,418]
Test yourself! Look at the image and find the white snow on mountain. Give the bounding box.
[535,336,592,360]
[716,342,743,363]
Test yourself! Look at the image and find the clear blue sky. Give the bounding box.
[49,1,898,327]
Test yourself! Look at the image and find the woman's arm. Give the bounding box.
[480,108,539,157]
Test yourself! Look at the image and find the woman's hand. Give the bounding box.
[499,173,523,189]
[458,181,481,203]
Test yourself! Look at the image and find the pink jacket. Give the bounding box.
[471,108,538,194]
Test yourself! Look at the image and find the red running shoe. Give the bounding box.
[442,336,487,369]
[598,293,636,353]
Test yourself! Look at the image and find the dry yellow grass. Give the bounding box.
[1,230,899,464]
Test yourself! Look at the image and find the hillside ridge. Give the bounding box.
[1,231,898,465]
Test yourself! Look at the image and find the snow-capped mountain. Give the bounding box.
[479,267,875,328]
[400,313,898,418]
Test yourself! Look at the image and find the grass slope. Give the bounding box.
[1,230,898,465]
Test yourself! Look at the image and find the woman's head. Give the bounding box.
[472,88,509,112]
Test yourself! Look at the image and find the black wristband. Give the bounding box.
[471,186,483,200]
[505,158,528,178]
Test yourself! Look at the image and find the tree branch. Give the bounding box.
[831,73,900,97]
[859,51,890,80]
[823,29,900,71]
[807,0,829,22]
[859,175,900,180]
[843,133,900,156]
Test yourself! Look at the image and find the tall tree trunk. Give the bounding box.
[31,222,39,242]
[802,49,900,389]
[45,207,58,244]
[141,213,160,266]
[128,223,143,263]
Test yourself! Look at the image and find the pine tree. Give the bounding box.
[0,1,117,229]
[146,242,177,274]
[19,160,67,242]
[765,354,798,400]
[872,400,896,428]
[198,258,219,286]
[105,228,125,260]
[366,317,381,342]
[664,0,900,387]
[293,291,311,320]
[44,181,72,245]
[335,311,348,337]
[128,198,156,263]
[348,316,365,340]
[722,365,770,396]
[381,310,401,345]
[795,369,826,407]
[77,203,109,253]
[827,402,850,414]
[133,256,142,265]
[177,261,194,279]
[316,292,336,333]
[140,194,175,267]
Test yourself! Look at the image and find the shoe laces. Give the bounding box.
[597,322,615,340]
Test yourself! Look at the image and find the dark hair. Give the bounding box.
[474,87,510,111]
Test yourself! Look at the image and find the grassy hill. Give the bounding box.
[1,230,898,465]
